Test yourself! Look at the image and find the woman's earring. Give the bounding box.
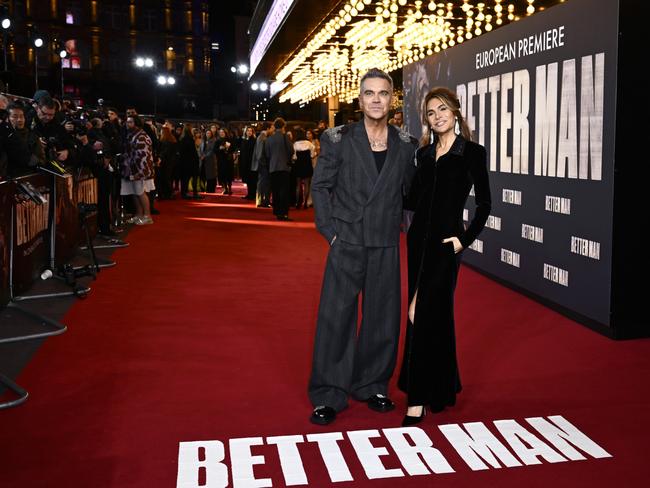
[429,129,435,144]
[454,119,460,135]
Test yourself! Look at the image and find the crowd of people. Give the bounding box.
[0,89,343,232]
[1,68,492,431]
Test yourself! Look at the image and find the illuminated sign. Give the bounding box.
[249,0,297,77]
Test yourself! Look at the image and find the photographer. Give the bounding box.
[31,95,74,168]
[6,102,45,175]
[102,108,124,227]
[89,117,116,236]
[72,126,96,172]
[0,94,12,179]
[104,107,123,156]
[74,125,115,236]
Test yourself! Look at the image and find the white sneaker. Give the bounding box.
[135,216,154,225]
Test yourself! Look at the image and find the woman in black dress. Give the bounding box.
[398,87,491,426]
[239,126,257,200]
[292,129,315,209]
[158,124,178,199]
[179,124,201,199]
[215,128,234,195]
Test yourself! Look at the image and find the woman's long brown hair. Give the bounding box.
[420,87,472,146]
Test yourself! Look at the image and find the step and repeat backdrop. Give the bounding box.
[403,0,618,328]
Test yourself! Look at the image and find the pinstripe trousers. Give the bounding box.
[308,240,401,411]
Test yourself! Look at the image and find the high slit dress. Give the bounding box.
[398,135,491,410]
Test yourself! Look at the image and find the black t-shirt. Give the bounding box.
[373,149,387,174]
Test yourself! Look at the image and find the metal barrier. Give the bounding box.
[0,169,104,408]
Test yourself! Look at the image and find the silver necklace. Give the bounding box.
[368,134,387,150]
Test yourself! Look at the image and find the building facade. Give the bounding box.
[1,0,213,116]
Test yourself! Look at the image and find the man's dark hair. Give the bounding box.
[127,114,144,128]
[273,117,286,129]
[37,96,56,110]
[359,68,393,93]
[7,102,26,114]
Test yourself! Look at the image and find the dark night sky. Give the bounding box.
[209,0,257,116]
[210,0,257,56]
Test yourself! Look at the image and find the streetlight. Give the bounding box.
[154,74,176,114]
[231,63,251,118]
[250,81,268,92]
[1,5,10,29]
[134,56,156,112]
[56,40,68,98]
[28,27,44,91]
[1,6,10,72]
[135,56,153,68]
[249,81,268,120]
[156,75,175,86]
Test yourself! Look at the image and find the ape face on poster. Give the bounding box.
[403,0,618,328]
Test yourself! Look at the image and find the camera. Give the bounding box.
[57,263,93,297]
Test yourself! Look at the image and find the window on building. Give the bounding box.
[142,9,160,32]
[13,0,25,21]
[203,48,210,73]
[64,39,82,70]
[66,1,82,24]
[107,40,127,71]
[106,58,123,71]
[202,12,208,33]
[101,4,128,29]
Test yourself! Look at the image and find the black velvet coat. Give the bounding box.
[398,135,491,409]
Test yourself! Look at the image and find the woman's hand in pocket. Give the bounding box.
[442,237,463,254]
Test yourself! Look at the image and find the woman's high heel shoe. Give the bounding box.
[402,407,426,427]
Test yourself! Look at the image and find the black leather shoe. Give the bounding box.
[310,406,336,425]
[402,407,426,427]
[366,394,395,413]
[98,229,117,238]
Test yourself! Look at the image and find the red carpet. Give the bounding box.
[1,183,649,487]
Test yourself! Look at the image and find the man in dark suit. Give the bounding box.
[252,122,273,207]
[309,68,418,425]
[264,117,294,221]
